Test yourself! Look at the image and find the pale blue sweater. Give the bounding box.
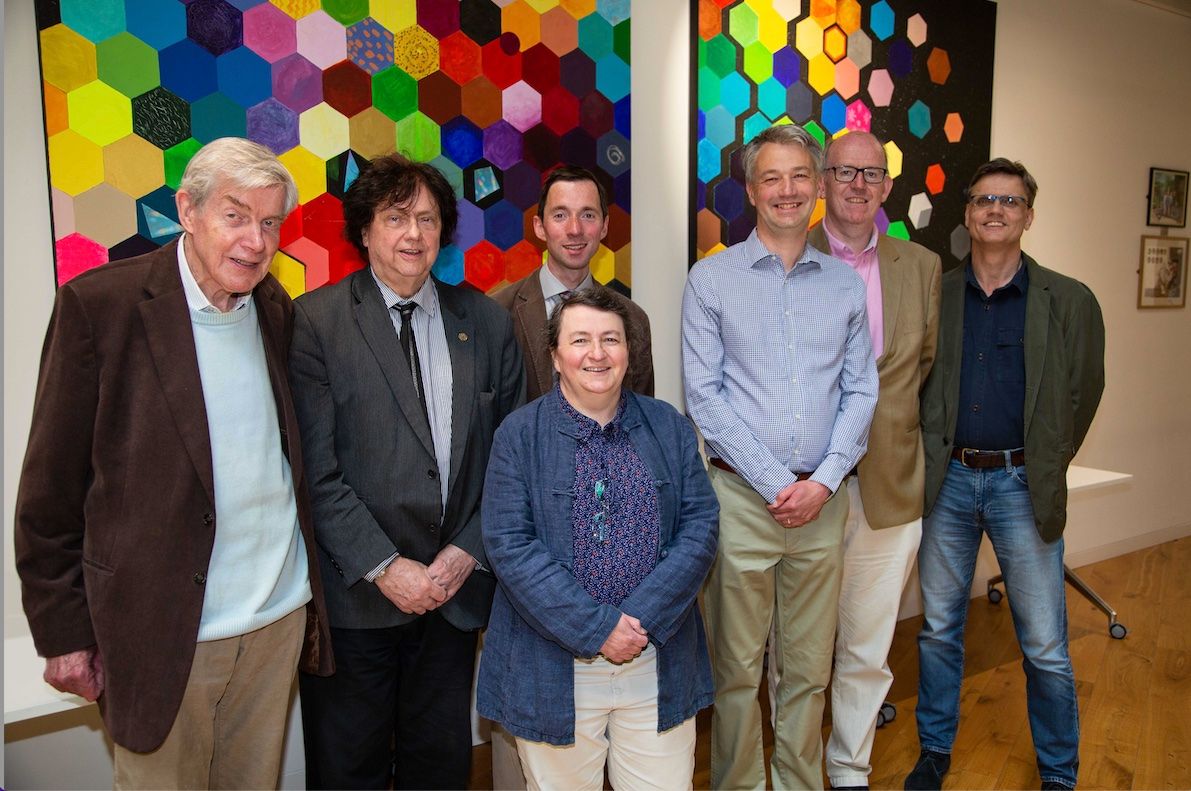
[190,300,311,641]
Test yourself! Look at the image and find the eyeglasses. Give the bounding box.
[826,165,888,184]
[968,194,1031,210]
[592,479,612,543]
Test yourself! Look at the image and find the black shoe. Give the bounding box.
[904,749,951,790]
[1041,783,1072,790]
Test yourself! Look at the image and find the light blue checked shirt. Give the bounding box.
[682,230,878,503]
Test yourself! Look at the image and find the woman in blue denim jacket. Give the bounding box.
[477,289,719,790]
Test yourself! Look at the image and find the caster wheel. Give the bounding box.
[1109,622,1127,639]
[988,587,1003,604]
[876,702,896,728]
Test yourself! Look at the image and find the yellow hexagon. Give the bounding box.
[272,0,320,19]
[590,243,615,285]
[755,4,789,53]
[525,0,560,12]
[837,0,862,34]
[41,25,98,92]
[67,80,132,146]
[503,1,542,51]
[370,0,415,33]
[613,242,632,287]
[74,183,137,248]
[559,0,596,18]
[884,140,903,179]
[103,134,164,198]
[772,0,801,21]
[823,25,847,62]
[794,17,824,59]
[807,54,835,96]
[393,25,440,80]
[269,250,308,299]
[299,103,350,161]
[49,130,104,196]
[811,198,826,228]
[349,106,397,160]
[279,145,329,204]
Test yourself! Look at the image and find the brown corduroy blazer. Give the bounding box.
[14,241,334,753]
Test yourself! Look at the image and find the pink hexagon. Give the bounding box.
[56,232,108,285]
[845,99,872,131]
[296,10,347,70]
[244,3,297,64]
[907,13,927,47]
[834,57,860,100]
[502,80,541,133]
[867,68,893,107]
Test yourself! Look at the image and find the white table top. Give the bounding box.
[1067,464,1132,492]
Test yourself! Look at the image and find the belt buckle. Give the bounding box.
[959,447,979,467]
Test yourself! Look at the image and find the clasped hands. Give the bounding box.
[375,544,475,615]
[767,478,831,528]
[599,613,648,664]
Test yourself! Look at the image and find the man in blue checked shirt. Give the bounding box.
[682,123,878,791]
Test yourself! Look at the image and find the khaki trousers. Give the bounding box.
[704,465,846,791]
[113,606,306,790]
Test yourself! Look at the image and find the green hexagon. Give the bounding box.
[728,3,759,47]
[697,66,721,112]
[321,0,369,26]
[97,33,160,98]
[613,19,630,65]
[68,81,133,146]
[704,35,737,79]
[164,137,202,190]
[803,120,826,148]
[429,154,463,198]
[373,66,418,121]
[742,41,772,84]
[396,111,440,162]
[886,220,910,240]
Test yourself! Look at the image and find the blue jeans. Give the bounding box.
[916,459,1079,788]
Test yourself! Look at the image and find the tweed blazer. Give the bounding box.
[491,269,654,402]
[289,269,525,631]
[14,241,334,753]
[921,254,1105,542]
[809,227,941,528]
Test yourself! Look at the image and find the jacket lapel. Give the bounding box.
[1022,256,1049,440]
[875,236,905,361]
[254,282,301,468]
[513,275,555,397]
[941,266,967,437]
[440,282,475,495]
[137,243,215,503]
[350,270,436,457]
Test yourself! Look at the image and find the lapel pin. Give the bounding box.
[458,332,469,342]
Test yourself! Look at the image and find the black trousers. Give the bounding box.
[299,612,478,790]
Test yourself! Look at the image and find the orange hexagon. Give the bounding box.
[439,31,482,85]
[836,0,862,34]
[926,163,945,195]
[699,0,722,40]
[44,82,69,136]
[503,0,542,51]
[823,25,847,63]
[103,134,163,198]
[810,0,837,27]
[461,76,503,129]
[944,112,964,143]
[541,6,579,55]
[927,48,951,85]
[504,239,542,283]
[559,0,596,18]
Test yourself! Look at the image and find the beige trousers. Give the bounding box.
[113,606,306,790]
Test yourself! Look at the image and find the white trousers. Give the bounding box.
[515,644,697,791]
[825,478,922,787]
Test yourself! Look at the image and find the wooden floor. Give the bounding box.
[469,537,1191,790]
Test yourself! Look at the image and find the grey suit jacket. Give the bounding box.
[289,269,525,631]
[491,269,654,402]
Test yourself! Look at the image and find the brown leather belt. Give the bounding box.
[951,447,1025,468]
[708,457,812,481]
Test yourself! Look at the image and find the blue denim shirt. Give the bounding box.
[477,389,719,745]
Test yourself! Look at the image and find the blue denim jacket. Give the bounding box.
[477,389,719,745]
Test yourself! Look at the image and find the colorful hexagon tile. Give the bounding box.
[697,0,994,263]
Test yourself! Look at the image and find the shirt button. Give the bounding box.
[977,352,984,361]
[427,469,438,479]
[202,513,214,526]
[193,572,206,585]
[795,414,802,420]
[972,404,981,412]
[428,523,438,533]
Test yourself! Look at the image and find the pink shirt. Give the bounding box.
[822,221,884,359]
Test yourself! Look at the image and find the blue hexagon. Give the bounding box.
[772,47,800,88]
[246,98,299,154]
[613,171,630,213]
[442,117,483,167]
[190,92,247,143]
[821,94,846,134]
[225,0,268,9]
[697,138,721,183]
[577,14,614,61]
[757,78,785,122]
[713,178,747,221]
[432,244,465,285]
[705,105,736,150]
[597,129,630,177]
[871,1,895,42]
[742,111,772,144]
[484,200,524,250]
[720,72,751,117]
[217,47,272,108]
[613,96,630,137]
[786,82,814,122]
[160,39,218,103]
[908,99,931,138]
[60,0,125,43]
[454,198,485,251]
[126,0,187,49]
[595,55,630,103]
[596,0,631,26]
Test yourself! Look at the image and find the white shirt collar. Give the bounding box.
[371,270,439,318]
[176,234,252,313]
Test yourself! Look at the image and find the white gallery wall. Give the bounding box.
[5,0,1191,787]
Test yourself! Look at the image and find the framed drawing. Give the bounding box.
[1147,167,1188,227]
[1138,235,1187,309]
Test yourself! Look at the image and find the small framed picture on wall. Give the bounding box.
[1147,167,1188,227]
[1138,235,1188,309]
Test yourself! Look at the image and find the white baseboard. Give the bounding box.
[1064,522,1191,569]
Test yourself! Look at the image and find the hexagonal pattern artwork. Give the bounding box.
[694,0,994,266]
[37,0,633,297]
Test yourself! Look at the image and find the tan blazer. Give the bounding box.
[492,269,654,402]
[809,227,941,528]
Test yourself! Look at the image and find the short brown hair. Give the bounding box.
[537,165,608,219]
[965,158,1039,207]
[342,153,459,259]
[545,287,636,354]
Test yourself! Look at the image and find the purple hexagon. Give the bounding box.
[455,198,485,251]
[502,81,542,133]
[187,0,243,56]
[771,47,801,88]
[502,161,542,210]
[483,120,523,171]
[272,53,323,113]
[247,97,299,154]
